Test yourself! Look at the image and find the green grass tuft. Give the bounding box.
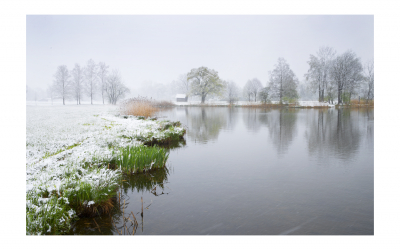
[114,145,169,175]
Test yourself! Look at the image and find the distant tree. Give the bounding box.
[105,70,130,104]
[97,62,109,104]
[305,47,336,102]
[243,81,253,101]
[84,59,98,105]
[330,51,363,104]
[246,78,262,102]
[53,65,71,105]
[71,63,85,105]
[259,87,270,104]
[187,66,225,103]
[224,80,239,105]
[268,58,299,103]
[364,60,374,103]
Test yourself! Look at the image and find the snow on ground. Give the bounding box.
[26,104,184,234]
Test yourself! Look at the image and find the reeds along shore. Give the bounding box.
[121,96,175,118]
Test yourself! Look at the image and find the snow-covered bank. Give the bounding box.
[26,105,185,234]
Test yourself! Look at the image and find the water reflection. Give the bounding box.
[242,108,268,132]
[305,108,374,163]
[185,107,230,143]
[69,167,171,235]
[265,109,298,155]
[122,167,171,195]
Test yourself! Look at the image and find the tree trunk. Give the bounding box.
[201,95,206,103]
[318,85,321,102]
[321,89,324,102]
[338,89,341,105]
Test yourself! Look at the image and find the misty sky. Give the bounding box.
[26,15,373,91]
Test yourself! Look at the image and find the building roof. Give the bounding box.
[176,94,187,98]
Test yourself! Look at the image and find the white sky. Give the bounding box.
[27,15,373,90]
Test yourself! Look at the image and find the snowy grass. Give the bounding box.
[26,105,185,235]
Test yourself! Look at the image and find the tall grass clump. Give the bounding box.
[121,96,159,118]
[121,96,176,118]
[114,145,169,174]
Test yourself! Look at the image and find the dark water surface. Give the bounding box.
[71,107,374,235]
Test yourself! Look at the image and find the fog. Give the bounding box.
[27,15,373,101]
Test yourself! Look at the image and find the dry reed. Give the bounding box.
[349,99,374,107]
[121,96,175,118]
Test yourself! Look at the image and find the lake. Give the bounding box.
[70,107,374,235]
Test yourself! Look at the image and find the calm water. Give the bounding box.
[71,107,374,235]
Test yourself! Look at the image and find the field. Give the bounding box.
[26,104,185,235]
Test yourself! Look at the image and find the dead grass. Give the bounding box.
[349,99,374,107]
[121,96,176,118]
[121,96,159,118]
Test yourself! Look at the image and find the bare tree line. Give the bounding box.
[305,47,374,104]
[49,59,130,105]
[44,46,373,106]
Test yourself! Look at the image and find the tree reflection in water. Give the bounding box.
[186,107,230,143]
[304,108,373,164]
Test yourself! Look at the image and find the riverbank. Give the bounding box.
[173,100,375,109]
[26,105,185,235]
[173,100,335,108]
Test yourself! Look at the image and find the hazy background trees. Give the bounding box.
[105,70,130,104]
[39,46,373,105]
[268,58,299,103]
[53,65,71,105]
[243,81,253,101]
[45,60,130,105]
[84,59,98,105]
[98,62,109,105]
[224,80,239,104]
[174,74,191,100]
[71,63,84,105]
[244,78,262,102]
[187,67,225,103]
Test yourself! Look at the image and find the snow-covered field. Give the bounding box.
[26,104,185,234]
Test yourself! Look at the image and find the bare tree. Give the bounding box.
[84,59,98,105]
[105,70,130,105]
[71,63,85,105]
[364,60,374,103]
[330,50,363,104]
[98,62,109,104]
[243,81,253,101]
[246,78,262,102]
[224,80,239,104]
[305,47,336,102]
[187,66,225,103]
[53,65,71,105]
[268,58,299,103]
